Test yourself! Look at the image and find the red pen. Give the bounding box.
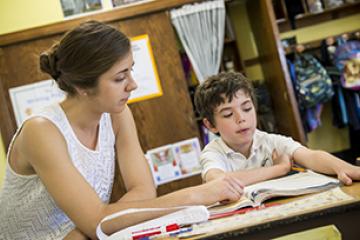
[209,202,280,220]
[132,223,180,239]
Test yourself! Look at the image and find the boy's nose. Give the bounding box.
[235,112,245,124]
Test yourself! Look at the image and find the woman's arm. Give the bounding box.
[19,117,243,239]
[293,147,360,185]
[100,175,244,234]
[111,106,156,202]
[64,228,88,240]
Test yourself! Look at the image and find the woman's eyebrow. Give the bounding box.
[113,62,135,76]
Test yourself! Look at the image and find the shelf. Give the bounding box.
[277,2,360,33]
[283,28,360,55]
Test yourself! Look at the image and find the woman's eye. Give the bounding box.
[114,77,126,83]
[243,107,253,112]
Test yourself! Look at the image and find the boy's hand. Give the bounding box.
[196,175,244,205]
[272,149,291,173]
[336,165,360,186]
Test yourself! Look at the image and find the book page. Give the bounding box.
[244,171,339,205]
[207,196,254,215]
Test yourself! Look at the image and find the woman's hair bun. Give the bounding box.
[39,44,61,80]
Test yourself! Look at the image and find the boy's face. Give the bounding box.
[206,89,257,152]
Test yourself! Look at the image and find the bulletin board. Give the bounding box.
[128,34,163,103]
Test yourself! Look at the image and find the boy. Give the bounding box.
[194,72,360,186]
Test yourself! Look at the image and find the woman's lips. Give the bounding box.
[121,96,129,102]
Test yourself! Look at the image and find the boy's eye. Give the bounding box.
[243,107,253,112]
[223,112,233,118]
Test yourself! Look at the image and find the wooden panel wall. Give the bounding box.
[247,0,306,144]
[113,12,203,196]
[0,11,202,197]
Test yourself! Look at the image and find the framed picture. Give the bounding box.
[112,0,144,7]
[60,0,104,17]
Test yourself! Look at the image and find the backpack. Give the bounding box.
[334,40,360,90]
[293,53,334,108]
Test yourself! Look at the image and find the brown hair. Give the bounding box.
[194,72,256,126]
[40,20,130,96]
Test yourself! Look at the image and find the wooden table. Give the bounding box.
[189,183,360,240]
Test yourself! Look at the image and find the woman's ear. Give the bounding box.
[74,87,88,97]
[203,118,218,134]
[75,87,89,97]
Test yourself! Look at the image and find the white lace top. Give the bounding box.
[0,103,115,240]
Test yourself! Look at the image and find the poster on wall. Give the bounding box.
[146,145,182,186]
[173,138,202,176]
[9,80,66,126]
[146,137,202,186]
[129,34,163,103]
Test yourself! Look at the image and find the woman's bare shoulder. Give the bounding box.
[17,117,68,161]
[10,117,67,174]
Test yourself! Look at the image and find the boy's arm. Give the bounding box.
[204,151,291,185]
[293,147,360,185]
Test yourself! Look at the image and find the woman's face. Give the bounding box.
[91,51,137,113]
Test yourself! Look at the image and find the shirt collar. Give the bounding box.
[217,129,261,157]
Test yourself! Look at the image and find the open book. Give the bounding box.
[208,171,340,215]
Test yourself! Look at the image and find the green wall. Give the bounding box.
[0,0,113,35]
[0,0,63,35]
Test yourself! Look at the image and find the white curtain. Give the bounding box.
[170,0,226,83]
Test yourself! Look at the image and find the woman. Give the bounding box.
[0,21,244,239]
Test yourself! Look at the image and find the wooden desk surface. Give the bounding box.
[190,183,360,240]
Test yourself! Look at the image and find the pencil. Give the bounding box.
[291,166,306,172]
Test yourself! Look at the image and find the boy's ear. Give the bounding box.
[203,118,219,134]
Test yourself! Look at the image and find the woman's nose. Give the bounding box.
[126,75,137,92]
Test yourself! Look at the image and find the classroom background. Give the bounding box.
[0,0,360,190]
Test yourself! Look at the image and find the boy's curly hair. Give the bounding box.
[194,72,256,126]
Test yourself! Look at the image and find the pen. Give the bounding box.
[132,223,180,240]
[209,202,280,220]
[149,226,193,239]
